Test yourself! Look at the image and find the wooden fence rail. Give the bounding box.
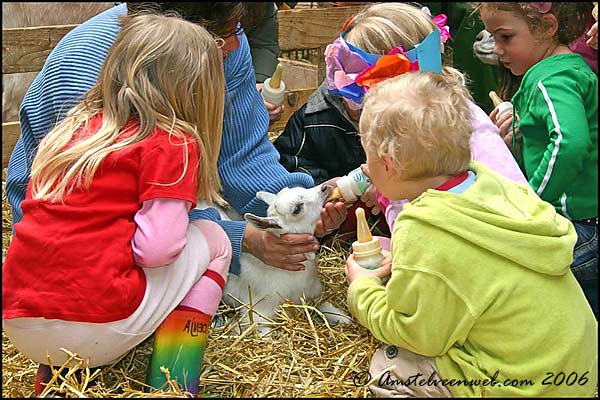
[2,5,364,168]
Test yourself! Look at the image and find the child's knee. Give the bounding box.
[190,220,232,263]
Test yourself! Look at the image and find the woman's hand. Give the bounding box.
[243,223,319,271]
[345,250,392,284]
[314,200,348,237]
[257,83,284,122]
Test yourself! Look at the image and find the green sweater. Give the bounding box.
[512,54,598,220]
[347,162,597,397]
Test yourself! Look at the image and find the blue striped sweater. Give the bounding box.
[6,4,314,274]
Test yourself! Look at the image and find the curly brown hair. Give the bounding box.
[471,2,592,45]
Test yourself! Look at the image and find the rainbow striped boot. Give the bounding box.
[146,305,211,397]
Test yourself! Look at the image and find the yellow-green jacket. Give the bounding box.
[348,162,597,397]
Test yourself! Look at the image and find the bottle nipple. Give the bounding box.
[327,187,342,202]
[356,207,372,243]
[268,63,283,89]
[489,91,503,108]
[352,207,382,258]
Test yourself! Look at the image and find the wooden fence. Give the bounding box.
[1,5,364,168]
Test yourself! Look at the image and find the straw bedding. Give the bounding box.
[2,169,380,398]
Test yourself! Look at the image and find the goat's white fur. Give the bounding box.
[223,184,351,332]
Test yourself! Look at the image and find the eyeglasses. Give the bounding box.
[212,22,243,49]
[217,23,244,40]
[214,37,225,48]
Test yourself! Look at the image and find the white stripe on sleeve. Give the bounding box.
[535,80,563,196]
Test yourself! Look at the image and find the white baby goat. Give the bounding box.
[223,184,351,332]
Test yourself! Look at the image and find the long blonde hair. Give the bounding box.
[30,13,225,205]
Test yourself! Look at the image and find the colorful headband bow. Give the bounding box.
[325,13,450,107]
[420,7,451,43]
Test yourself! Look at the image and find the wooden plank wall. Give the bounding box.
[1,5,364,168]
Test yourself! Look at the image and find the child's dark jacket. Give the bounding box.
[273,81,364,184]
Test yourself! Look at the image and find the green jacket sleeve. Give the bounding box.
[347,265,475,357]
[527,75,591,200]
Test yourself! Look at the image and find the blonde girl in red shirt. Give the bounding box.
[3,13,230,396]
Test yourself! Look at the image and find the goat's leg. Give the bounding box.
[317,302,353,325]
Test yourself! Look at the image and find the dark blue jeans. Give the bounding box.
[571,222,598,318]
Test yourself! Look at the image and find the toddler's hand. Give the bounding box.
[345,252,392,284]
[360,185,381,215]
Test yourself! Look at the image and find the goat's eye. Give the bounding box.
[293,203,303,215]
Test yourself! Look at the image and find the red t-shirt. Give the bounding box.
[2,113,199,323]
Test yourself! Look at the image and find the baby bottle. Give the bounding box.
[261,63,286,106]
[351,207,384,270]
[327,166,372,202]
[489,91,513,120]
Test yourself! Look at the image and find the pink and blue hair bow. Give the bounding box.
[324,9,451,108]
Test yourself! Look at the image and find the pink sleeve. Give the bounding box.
[131,198,192,268]
[468,102,528,185]
[376,188,409,233]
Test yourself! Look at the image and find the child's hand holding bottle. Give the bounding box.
[345,249,391,284]
[489,91,520,149]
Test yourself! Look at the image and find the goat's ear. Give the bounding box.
[256,191,277,206]
[244,213,282,231]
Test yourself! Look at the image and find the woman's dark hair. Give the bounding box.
[126,2,247,36]
[240,2,269,34]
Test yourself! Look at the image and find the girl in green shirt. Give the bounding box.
[479,3,598,317]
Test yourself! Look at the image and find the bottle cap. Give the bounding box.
[352,207,382,257]
[352,238,383,257]
[593,2,597,21]
[268,63,283,89]
[489,91,503,107]
[495,101,513,118]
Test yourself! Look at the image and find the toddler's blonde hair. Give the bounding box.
[360,72,473,180]
[30,13,225,205]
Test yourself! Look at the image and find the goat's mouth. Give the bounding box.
[319,184,334,205]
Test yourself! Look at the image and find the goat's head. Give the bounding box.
[244,184,333,235]
[473,29,499,66]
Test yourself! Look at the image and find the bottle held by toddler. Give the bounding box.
[352,207,384,270]
[327,166,372,202]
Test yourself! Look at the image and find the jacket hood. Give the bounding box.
[399,162,577,276]
[306,81,359,129]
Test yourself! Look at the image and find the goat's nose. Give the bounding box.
[321,184,332,192]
